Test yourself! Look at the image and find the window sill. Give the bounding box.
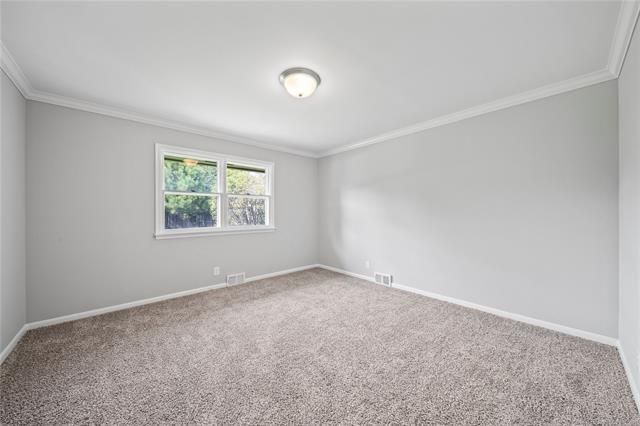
[155,226,276,240]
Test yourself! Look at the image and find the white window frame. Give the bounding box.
[155,144,275,239]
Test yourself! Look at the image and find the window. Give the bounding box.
[226,163,268,226]
[155,144,274,238]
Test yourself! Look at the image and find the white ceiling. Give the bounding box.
[0,1,631,156]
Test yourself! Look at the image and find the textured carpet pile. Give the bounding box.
[1,268,638,424]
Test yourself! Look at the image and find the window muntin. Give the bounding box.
[156,145,274,238]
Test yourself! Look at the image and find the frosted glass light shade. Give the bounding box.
[279,68,321,98]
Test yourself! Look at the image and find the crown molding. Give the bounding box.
[608,0,640,77]
[2,0,636,160]
[319,1,638,157]
[28,89,318,158]
[319,68,615,157]
[0,41,317,159]
[0,42,33,98]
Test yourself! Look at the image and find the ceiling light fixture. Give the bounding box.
[279,67,321,99]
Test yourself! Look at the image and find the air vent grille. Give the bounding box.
[226,272,245,286]
[374,272,392,286]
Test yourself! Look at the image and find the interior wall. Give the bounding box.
[26,101,318,322]
[318,81,619,338]
[0,71,27,353]
[619,20,640,399]
[8,44,631,360]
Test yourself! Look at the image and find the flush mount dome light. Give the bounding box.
[279,67,321,98]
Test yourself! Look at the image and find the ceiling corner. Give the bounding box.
[0,41,33,98]
[608,0,640,77]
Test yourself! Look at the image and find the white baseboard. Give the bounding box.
[27,264,319,330]
[317,264,618,347]
[319,264,377,283]
[0,264,319,365]
[25,282,225,330]
[1,263,627,387]
[0,324,28,364]
[392,283,617,346]
[245,264,321,283]
[319,265,640,410]
[618,343,640,412]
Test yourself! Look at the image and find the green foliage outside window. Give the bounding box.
[227,164,267,226]
[226,164,266,195]
[164,157,217,193]
[163,156,268,229]
[164,157,218,228]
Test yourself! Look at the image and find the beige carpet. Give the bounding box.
[1,268,638,424]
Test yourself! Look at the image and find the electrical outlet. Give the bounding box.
[213,266,220,276]
[365,260,371,269]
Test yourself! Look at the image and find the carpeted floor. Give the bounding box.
[1,268,638,424]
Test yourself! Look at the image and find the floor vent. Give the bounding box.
[374,272,392,286]
[226,272,245,286]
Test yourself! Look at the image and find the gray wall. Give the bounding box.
[318,81,619,338]
[1,71,27,353]
[26,102,318,322]
[619,22,640,395]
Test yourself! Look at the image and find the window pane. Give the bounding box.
[165,194,218,229]
[226,164,266,195]
[228,196,266,226]
[164,156,217,193]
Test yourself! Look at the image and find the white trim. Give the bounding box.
[3,261,636,411]
[0,43,32,98]
[392,282,618,346]
[608,0,640,77]
[0,38,626,163]
[155,227,276,239]
[0,324,28,365]
[618,342,640,412]
[26,282,223,330]
[29,90,316,157]
[0,264,319,364]
[0,36,627,161]
[317,264,618,347]
[155,143,275,238]
[319,1,640,158]
[319,69,615,157]
[320,264,377,283]
[328,256,640,404]
[245,264,320,283]
[1,7,636,160]
[24,264,319,331]
[0,42,315,158]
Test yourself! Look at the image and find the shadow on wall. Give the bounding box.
[323,137,614,321]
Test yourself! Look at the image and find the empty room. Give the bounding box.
[1,1,640,424]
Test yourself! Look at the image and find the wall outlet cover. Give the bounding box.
[213,266,220,276]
